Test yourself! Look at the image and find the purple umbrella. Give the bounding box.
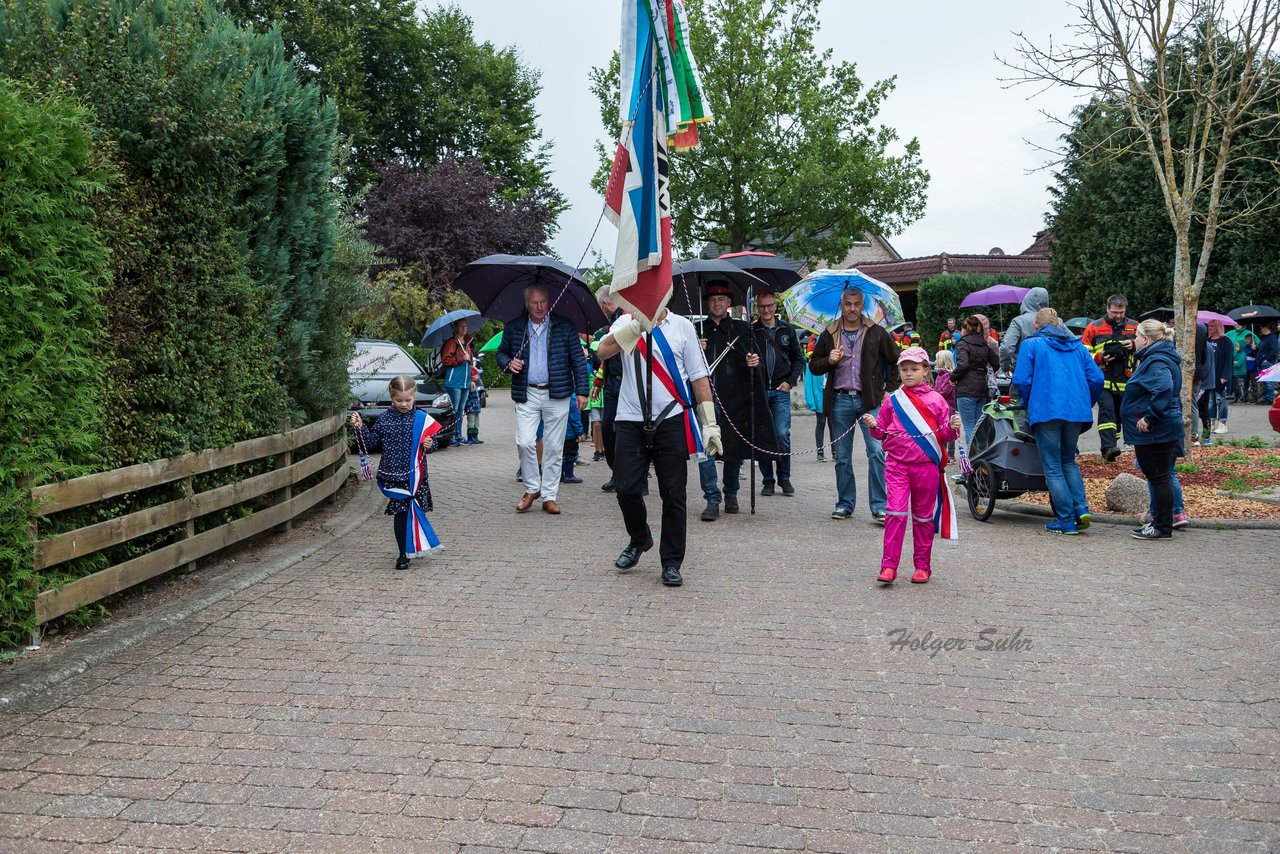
[958,284,1031,309]
[1197,310,1238,328]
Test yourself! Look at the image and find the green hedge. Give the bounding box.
[0,79,110,645]
[0,0,365,643]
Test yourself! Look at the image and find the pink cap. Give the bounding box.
[897,346,931,365]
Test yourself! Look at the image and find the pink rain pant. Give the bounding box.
[881,460,940,572]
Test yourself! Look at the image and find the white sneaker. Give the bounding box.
[1214,423,1228,434]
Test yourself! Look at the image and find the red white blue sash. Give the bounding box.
[377,410,442,556]
[636,327,704,456]
[888,388,958,541]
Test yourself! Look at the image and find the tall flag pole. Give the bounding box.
[604,0,711,327]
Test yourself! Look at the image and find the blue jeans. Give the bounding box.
[829,392,886,515]
[758,389,792,483]
[699,456,743,504]
[1212,389,1229,421]
[445,386,469,440]
[1033,420,1088,523]
[956,396,985,445]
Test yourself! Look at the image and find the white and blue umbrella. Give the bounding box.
[421,309,485,349]
[780,268,904,334]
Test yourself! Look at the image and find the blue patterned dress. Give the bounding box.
[355,409,434,515]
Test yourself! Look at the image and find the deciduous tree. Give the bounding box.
[590,0,928,262]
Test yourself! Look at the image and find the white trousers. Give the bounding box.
[515,388,571,502]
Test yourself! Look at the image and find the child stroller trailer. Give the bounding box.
[965,399,1050,521]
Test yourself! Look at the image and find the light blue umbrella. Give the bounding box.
[421,309,484,349]
[780,268,904,334]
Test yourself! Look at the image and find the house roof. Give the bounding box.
[857,252,1051,285]
[1021,229,1057,257]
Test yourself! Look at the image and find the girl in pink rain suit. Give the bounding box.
[862,347,962,584]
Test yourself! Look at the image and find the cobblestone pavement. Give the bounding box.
[1,393,1277,853]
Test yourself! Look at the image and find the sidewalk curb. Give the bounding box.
[0,474,383,708]
[957,485,1280,530]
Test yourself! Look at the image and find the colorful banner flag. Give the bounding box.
[605,0,710,326]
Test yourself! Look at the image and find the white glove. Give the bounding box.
[612,318,644,354]
[696,401,723,457]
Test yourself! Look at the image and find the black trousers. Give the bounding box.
[393,511,408,558]
[1135,441,1177,535]
[1097,388,1123,451]
[614,417,688,568]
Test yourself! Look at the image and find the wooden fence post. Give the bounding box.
[325,408,341,505]
[175,442,197,576]
[22,475,41,650]
[275,416,293,532]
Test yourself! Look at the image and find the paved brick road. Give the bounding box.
[2,392,1277,852]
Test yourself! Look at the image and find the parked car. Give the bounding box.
[348,339,456,444]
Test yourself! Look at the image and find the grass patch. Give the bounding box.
[1227,436,1268,449]
[1218,451,1249,463]
[1221,475,1253,492]
[1263,455,1280,468]
[1175,462,1200,474]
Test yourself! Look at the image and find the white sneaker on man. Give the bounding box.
[1213,422,1228,434]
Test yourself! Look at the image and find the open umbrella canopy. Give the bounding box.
[666,259,766,315]
[1228,304,1280,323]
[718,251,804,291]
[1065,316,1090,333]
[452,254,607,333]
[478,332,503,354]
[959,284,1030,309]
[1197,310,1238,327]
[420,309,485,349]
[780,268,904,334]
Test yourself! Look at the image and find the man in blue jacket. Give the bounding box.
[1013,307,1104,535]
[496,284,589,515]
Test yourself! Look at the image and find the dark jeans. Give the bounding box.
[758,389,792,483]
[1135,441,1177,535]
[814,412,828,453]
[1097,388,1123,451]
[614,417,689,568]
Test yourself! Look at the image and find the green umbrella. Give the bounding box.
[478,332,502,354]
[1065,316,1090,335]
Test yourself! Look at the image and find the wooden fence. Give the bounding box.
[29,414,348,636]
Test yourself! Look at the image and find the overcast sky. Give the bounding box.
[441,1,1091,265]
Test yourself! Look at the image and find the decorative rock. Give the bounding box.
[1105,472,1149,514]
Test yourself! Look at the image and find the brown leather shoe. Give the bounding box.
[541,500,561,515]
[516,491,540,512]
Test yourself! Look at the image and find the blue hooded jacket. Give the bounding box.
[1120,338,1184,447]
[1012,323,1104,427]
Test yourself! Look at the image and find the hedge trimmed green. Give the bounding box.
[916,273,1049,356]
[0,79,110,645]
[0,1,364,643]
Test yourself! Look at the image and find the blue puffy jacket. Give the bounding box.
[495,313,589,403]
[1120,338,1184,448]
[1012,324,1104,427]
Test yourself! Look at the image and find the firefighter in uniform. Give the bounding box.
[1080,294,1138,462]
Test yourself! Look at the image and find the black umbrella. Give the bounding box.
[452,254,607,333]
[1140,306,1175,322]
[1227,304,1280,323]
[718,251,804,291]
[666,259,768,316]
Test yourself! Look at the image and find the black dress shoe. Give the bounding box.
[760,482,775,496]
[615,536,653,569]
[395,556,410,571]
[780,480,795,496]
[724,496,739,514]
[601,479,616,492]
[661,565,683,586]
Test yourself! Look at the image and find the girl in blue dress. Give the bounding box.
[350,376,439,569]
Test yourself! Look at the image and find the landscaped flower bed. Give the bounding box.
[1019,442,1280,521]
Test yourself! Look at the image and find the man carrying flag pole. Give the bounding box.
[599,0,718,587]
